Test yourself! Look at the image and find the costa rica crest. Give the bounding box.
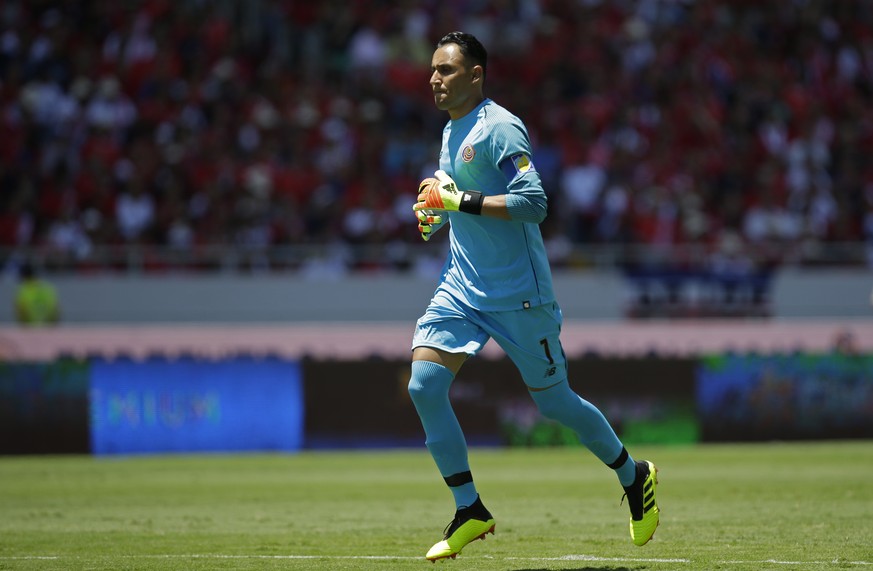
[461,144,476,162]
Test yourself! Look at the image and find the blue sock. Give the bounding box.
[606,446,638,487]
[529,380,636,487]
[408,360,479,509]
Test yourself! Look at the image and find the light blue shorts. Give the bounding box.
[412,289,567,390]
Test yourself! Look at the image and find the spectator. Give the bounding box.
[115,179,155,242]
[560,147,608,243]
[85,76,137,135]
[45,205,92,261]
[14,262,60,326]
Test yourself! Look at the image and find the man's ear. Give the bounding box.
[471,65,484,82]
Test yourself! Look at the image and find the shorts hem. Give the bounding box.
[411,342,472,355]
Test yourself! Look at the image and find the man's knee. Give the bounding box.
[408,375,441,404]
[529,380,573,421]
[408,360,452,406]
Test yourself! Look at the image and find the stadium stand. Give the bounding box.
[2,0,872,290]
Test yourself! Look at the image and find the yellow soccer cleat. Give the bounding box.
[425,496,495,562]
[622,460,660,546]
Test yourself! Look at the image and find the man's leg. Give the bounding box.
[407,357,478,509]
[529,380,660,545]
[485,302,660,546]
[529,380,635,482]
[408,348,495,560]
[484,303,641,487]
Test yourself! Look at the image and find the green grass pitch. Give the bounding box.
[1,441,871,570]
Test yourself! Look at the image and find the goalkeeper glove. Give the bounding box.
[416,210,442,241]
[413,170,484,215]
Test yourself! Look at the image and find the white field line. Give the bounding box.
[1,554,871,565]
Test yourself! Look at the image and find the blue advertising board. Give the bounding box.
[89,357,303,454]
[697,353,873,441]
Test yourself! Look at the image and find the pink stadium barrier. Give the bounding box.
[2,320,872,361]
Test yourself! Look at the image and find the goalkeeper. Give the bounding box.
[408,32,660,562]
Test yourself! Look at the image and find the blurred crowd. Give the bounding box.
[2,0,873,273]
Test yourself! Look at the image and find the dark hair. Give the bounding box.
[19,262,35,280]
[437,32,487,77]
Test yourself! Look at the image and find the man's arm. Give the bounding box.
[416,171,546,223]
[468,182,547,223]
[480,194,511,220]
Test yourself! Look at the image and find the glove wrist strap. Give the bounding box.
[459,191,484,215]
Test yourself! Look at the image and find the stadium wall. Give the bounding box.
[0,268,871,323]
[2,268,872,454]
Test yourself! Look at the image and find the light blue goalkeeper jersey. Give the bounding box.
[434,98,555,311]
